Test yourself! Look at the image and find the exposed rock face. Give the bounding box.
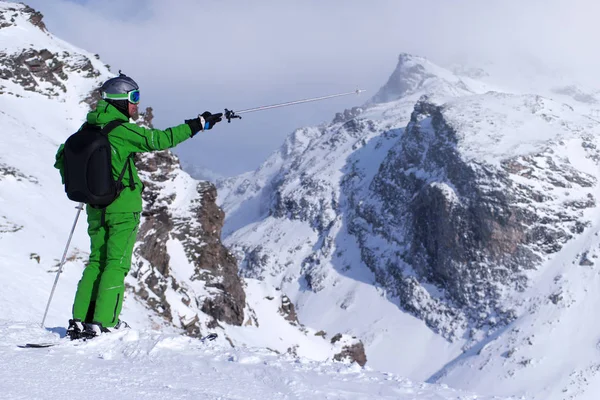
[0,48,101,97]
[331,334,367,367]
[131,149,245,336]
[348,96,597,338]
[279,295,299,324]
[334,342,367,367]
[0,5,103,99]
[175,181,245,328]
[22,5,47,32]
[0,5,47,31]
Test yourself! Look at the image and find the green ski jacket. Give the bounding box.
[54,100,194,213]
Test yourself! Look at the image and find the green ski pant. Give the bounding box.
[72,211,140,328]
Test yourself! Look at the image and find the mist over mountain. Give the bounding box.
[3,1,600,399]
[218,50,600,399]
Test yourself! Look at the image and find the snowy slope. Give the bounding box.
[217,54,492,379]
[430,195,600,399]
[0,2,113,327]
[219,50,600,400]
[0,3,512,399]
[0,1,355,358]
[0,321,516,400]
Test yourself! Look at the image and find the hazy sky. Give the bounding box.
[20,0,600,177]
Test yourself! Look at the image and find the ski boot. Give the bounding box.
[82,320,129,338]
[66,319,85,340]
[82,322,109,338]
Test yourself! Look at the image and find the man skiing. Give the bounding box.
[54,73,222,339]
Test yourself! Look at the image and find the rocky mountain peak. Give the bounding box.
[0,3,45,31]
[0,2,107,102]
[370,53,472,104]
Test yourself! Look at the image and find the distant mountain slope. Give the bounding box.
[219,50,600,396]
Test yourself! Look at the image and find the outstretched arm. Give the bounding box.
[117,111,223,153]
[116,122,194,152]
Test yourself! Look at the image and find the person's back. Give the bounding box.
[54,73,223,339]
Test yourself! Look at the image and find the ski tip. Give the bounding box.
[201,333,218,342]
[18,342,58,348]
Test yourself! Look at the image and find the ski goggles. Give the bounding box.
[102,89,140,104]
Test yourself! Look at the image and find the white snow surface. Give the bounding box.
[218,53,600,399]
[0,321,513,400]
[0,3,512,399]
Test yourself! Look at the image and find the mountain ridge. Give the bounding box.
[219,42,600,398]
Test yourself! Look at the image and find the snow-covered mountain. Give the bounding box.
[219,49,600,398]
[0,0,379,381]
[4,1,600,398]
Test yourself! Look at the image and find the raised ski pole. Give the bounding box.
[224,89,366,122]
[40,202,84,328]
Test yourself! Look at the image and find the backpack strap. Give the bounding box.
[101,119,124,135]
[116,156,130,190]
[116,154,135,191]
[127,156,135,190]
[102,120,136,192]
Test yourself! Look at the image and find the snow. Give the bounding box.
[0,322,515,400]
[441,93,600,166]
[217,28,600,400]
[6,1,600,398]
[431,207,600,400]
[0,3,513,399]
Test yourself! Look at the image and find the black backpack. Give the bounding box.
[63,120,134,208]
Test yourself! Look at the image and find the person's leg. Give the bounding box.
[92,212,140,328]
[72,209,107,322]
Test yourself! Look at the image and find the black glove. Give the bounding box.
[200,111,223,130]
[185,111,223,136]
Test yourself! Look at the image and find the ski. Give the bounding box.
[201,333,218,342]
[18,342,59,348]
[19,333,217,348]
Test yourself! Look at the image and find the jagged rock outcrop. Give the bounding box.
[221,53,600,348]
[279,295,299,324]
[130,148,245,336]
[330,334,367,367]
[348,95,598,338]
[22,5,47,32]
[174,181,245,328]
[0,4,46,32]
[0,5,103,99]
[0,47,101,98]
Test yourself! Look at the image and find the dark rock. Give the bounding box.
[333,341,367,367]
[345,97,596,340]
[330,333,342,344]
[279,295,299,324]
[332,107,363,124]
[0,163,39,184]
[132,150,246,336]
[23,5,48,32]
[548,292,563,305]
[580,252,595,266]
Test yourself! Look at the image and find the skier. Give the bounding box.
[54,73,222,339]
